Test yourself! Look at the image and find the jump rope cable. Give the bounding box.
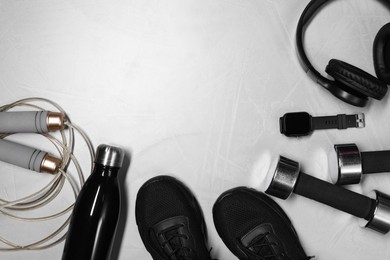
[0,97,95,251]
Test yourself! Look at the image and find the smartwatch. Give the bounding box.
[280,112,365,137]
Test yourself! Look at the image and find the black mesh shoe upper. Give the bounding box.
[213,187,309,260]
[136,175,213,260]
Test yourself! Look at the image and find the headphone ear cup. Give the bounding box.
[374,23,390,84]
[325,59,388,100]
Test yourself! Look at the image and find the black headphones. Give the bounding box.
[296,0,390,107]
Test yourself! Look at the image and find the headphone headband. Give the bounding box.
[296,0,328,85]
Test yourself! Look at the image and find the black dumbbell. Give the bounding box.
[329,143,390,185]
[265,156,390,234]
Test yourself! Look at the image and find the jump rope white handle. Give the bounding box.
[0,139,61,174]
[0,111,64,133]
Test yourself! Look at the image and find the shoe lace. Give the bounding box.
[246,231,288,259]
[246,232,315,260]
[160,224,193,260]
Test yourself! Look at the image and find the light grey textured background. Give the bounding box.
[1,0,390,259]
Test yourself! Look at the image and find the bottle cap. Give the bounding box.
[95,144,125,168]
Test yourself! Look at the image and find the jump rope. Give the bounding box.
[0,97,94,251]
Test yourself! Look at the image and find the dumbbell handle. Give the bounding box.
[295,172,376,220]
[0,139,61,174]
[361,150,390,174]
[0,111,64,133]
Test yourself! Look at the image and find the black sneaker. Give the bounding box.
[135,175,213,260]
[213,187,311,260]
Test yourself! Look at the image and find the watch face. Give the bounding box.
[280,112,312,136]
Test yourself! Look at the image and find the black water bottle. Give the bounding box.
[62,144,125,260]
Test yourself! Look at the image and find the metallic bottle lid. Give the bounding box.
[95,144,125,168]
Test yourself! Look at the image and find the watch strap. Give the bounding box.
[312,114,365,130]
